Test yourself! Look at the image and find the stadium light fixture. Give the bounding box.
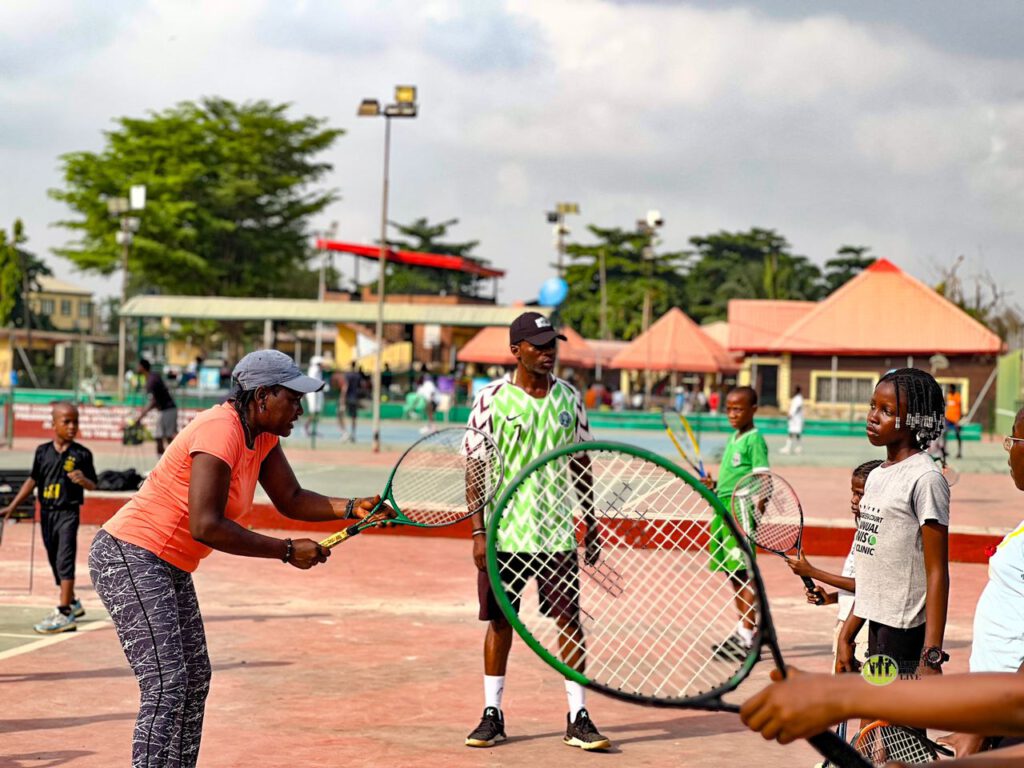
[359,85,419,452]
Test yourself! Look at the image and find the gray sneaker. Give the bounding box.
[34,608,77,634]
[70,598,85,618]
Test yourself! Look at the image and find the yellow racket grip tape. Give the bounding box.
[319,524,361,549]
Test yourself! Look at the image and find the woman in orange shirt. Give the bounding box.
[89,350,388,768]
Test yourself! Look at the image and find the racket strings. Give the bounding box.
[495,450,760,701]
[732,474,803,554]
[388,428,503,526]
[854,724,938,766]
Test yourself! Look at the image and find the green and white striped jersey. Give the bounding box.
[468,373,592,553]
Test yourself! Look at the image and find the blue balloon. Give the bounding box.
[539,277,568,306]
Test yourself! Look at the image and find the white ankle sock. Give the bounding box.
[736,625,754,645]
[484,675,505,712]
[565,680,586,720]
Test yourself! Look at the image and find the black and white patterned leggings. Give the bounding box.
[89,529,212,768]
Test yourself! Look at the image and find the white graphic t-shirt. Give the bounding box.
[853,451,950,628]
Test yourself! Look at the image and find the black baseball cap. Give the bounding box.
[509,311,567,346]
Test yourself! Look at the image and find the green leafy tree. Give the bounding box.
[0,220,54,330]
[823,246,875,293]
[50,97,343,299]
[382,217,490,297]
[683,228,825,322]
[561,225,690,340]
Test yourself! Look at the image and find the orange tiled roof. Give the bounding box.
[727,300,816,352]
[767,259,1003,355]
[610,308,739,373]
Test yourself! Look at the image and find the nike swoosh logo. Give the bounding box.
[506,414,521,422]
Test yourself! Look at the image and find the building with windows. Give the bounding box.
[29,276,96,333]
[728,259,1004,425]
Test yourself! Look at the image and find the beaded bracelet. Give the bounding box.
[345,498,356,519]
[282,538,294,563]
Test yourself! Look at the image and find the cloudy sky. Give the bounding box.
[3,0,1023,310]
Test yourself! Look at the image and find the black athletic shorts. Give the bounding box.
[345,400,359,418]
[478,550,580,623]
[41,507,80,584]
[867,620,926,677]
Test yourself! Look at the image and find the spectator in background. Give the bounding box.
[339,362,363,443]
[136,359,178,456]
[381,363,394,397]
[417,374,440,434]
[611,389,626,412]
[708,388,721,414]
[945,383,963,459]
[781,385,805,455]
[303,356,325,437]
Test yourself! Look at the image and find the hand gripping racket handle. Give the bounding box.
[320,523,362,549]
[809,731,871,767]
[802,576,825,604]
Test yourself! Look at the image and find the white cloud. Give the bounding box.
[1,0,1022,310]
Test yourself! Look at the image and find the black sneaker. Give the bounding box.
[465,706,506,748]
[711,632,761,660]
[563,708,611,751]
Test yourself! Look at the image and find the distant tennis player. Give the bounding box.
[464,311,609,751]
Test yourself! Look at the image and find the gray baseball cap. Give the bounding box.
[232,350,324,394]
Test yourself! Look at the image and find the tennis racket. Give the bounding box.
[851,721,954,766]
[486,441,869,768]
[731,471,822,603]
[660,408,706,478]
[821,716,850,767]
[319,426,503,548]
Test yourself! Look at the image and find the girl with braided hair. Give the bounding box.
[835,367,950,682]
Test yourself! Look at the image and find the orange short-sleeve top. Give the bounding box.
[104,403,279,572]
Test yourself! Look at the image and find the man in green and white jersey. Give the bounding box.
[464,312,609,752]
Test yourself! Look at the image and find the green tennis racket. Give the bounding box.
[319,426,503,548]
[486,441,869,768]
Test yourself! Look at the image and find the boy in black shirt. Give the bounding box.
[1,402,97,633]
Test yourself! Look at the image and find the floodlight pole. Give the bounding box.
[362,87,417,453]
[116,218,130,401]
[371,116,392,453]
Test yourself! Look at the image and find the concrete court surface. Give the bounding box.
[0,520,989,768]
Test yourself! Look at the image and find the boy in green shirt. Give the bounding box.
[702,386,770,656]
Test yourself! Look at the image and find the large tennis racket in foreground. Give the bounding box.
[731,471,822,603]
[486,441,869,768]
[320,426,503,548]
[851,721,954,765]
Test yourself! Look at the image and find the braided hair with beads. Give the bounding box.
[877,368,945,450]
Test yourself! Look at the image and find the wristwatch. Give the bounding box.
[921,646,950,670]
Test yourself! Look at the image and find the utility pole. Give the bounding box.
[637,210,663,408]
[546,202,579,277]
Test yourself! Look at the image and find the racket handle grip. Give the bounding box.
[319,523,362,549]
[808,731,870,767]
[802,577,825,605]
